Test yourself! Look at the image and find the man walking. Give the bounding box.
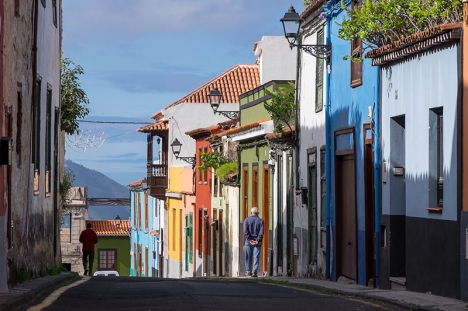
[79,222,98,276]
[243,207,264,277]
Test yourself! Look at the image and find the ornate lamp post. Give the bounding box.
[280,6,331,59]
[207,88,239,120]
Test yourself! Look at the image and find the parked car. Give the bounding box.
[93,270,119,276]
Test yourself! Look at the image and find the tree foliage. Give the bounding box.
[61,58,90,134]
[263,82,295,133]
[215,162,238,182]
[60,168,75,213]
[197,151,228,171]
[337,0,462,59]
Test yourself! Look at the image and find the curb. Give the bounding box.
[0,272,81,311]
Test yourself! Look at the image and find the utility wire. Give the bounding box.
[77,120,151,124]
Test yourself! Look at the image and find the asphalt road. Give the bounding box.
[33,277,408,311]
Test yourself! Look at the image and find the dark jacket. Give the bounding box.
[243,215,264,244]
[79,228,98,252]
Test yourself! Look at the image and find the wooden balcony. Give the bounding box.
[147,162,168,200]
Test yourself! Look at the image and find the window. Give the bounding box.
[188,212,193,263]
[45,86,52,197]
[242,164,249,220]
[52,0,57,27]
[350,0,362,87]
[315,28,325,112]
[138,194,141,228]
[429,107,443,208]
[171,208,176,251]
[198,147,202,184]
[203,146,208,184]
[144,194,148,230]
[16,83,22,166]
[133,192,137,227]
[320,146,326,250]
[33,78,42,195]
[98,249,117,270]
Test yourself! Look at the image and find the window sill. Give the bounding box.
[426,207,443,213]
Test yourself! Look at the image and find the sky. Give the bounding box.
[62,0,306,187]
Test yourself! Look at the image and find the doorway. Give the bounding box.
[335,127,357,281]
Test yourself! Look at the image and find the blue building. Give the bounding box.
[367,23,462,298]
[325,0,380,286]
[128,179,160,277]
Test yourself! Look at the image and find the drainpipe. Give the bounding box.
[294,36,302,192]
[373,66,381,288]
[324,5,332,281]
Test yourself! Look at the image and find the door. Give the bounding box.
[335,127,357,281]
[262,163,270,276]
[212,209,218,275]
[363,123,375,286]
[336,154,357,280]
[307,149,317,266]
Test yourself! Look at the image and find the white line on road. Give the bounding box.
[27,277,90,311]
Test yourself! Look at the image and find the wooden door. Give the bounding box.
[336,154,357,280]
[262,163,270,276]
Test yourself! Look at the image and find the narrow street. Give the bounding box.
[32,277,408,311]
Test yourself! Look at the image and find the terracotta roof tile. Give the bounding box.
[365,22,462,63]
[225,119,270,136]
[137,119,169,133]
[265,126,295,140]
[128,179,144,187]
[89,220,130,236]
[185,119,238,138]
[150,64,260,119]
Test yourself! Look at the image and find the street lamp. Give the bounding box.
[280,6,331,59]
[170,138,196,166]
[114,215,121,228]
[208,88,239,120]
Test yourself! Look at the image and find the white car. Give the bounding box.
[93,270,120,276]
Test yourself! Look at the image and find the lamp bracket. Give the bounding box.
[292,43,332,59]
[176,156,196,166]
[215,110,239,120]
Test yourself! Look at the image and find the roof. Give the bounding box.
[137,119,169,134]
[128,179,144,188]
[300,0,326,19]
[365,22,462,65]
[185,119,238,139]
[150,64,260,119]
[224,119,270,136]
[89,220,130,236]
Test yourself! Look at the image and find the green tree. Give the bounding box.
[263,82,295,133]
[61,58,90,134]
[337,0,462,59]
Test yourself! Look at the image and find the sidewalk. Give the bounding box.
[262,276,468,311]
[0,272,80,311]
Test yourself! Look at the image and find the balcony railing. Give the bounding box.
[147,162,168,200]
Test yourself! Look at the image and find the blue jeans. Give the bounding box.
[245,242,261,273]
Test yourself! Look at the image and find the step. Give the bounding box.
[389,277,406,290]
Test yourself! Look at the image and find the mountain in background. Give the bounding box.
[64,159,131,221]
[64,159,130,198]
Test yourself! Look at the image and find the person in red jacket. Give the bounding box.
[79,222,98,276]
